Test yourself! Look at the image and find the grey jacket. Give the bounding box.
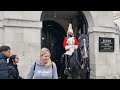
[27,60,58,79]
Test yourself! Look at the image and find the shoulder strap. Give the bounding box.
[32,62,36,78]
[52,62,54,79]
[33,62,36,71]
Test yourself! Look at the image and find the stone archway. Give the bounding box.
[40,11,94,79]
[40,11,94,36]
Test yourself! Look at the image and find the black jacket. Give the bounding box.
[8,63,23,79]
[0,53,9,79]
[8,63,19,79]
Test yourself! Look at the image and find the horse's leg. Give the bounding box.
[69,49,80,79]
[86,58,90,79]
[82,58,90,79]
[60,63,68,79]
[86,71,90,79]
[71,67,79,79]
[83,61,90,79]
[60,68,68,79]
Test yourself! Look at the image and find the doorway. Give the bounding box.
[40,11,90,79]
[41,20,67,77]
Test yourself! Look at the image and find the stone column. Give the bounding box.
[89,11,119,79]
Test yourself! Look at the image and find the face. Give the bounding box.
[3,50,11,58]
[68,33,73,37]
[14,56,19,63]
[41,52,50,63]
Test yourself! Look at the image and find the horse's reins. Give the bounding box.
[75,37,88,69]
[75,49,84,69]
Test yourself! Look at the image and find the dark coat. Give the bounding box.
[8,63,19,79]
[8,63,23,79]
[0,53,9,79]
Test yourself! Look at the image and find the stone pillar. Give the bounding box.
[89,11,119,79]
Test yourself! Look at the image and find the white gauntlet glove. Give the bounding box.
[65,45,73,50]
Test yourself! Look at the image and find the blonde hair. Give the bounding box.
[40,48,52,67]
[40,48,51,57]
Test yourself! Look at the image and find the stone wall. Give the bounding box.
[0,11,42,78]
[89,11,120,79]
[113,11,120,79]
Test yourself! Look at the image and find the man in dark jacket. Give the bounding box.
[0,45,11,79]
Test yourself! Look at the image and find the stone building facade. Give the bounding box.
[0,11,120,79]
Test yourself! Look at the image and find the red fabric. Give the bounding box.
[63,38,67,48]
[63,37,79,48]
[74,37,79,46]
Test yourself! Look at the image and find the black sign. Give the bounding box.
[99,37,114,52]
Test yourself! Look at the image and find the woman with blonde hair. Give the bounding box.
[27,48,58,79]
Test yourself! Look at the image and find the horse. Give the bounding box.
[77,34,90,79]
[60,34,91,79]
